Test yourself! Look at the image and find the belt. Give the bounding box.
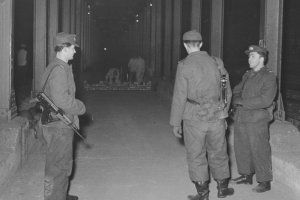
[187,98,201,105]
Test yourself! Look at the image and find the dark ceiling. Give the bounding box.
[90,0,147,32]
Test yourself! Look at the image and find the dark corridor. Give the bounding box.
[12,0,300,128]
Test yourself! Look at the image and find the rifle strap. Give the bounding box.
[212,56,225,76]
[40,63,60,92]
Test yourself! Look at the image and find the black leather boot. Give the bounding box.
[230,174,253,185]
[216,179,234,198]
[188,181,209,200]
[252,181,271,193]
[67,194,79,200]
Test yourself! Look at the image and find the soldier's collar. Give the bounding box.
[188,50,207,57]
[54,57,70,67]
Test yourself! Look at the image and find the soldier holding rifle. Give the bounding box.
[40,32,86,200]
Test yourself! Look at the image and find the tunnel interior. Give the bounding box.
[13,0,300,124]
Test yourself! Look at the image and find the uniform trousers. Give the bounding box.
[183,119,230,182]
[42,126,74,200]
[234,121,272,182]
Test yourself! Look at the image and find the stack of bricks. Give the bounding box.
[84,81,152,91]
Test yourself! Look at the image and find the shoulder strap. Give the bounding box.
[211,56,225,75]
[40,63,60,92]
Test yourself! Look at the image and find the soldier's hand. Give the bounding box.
[173,126,182,138]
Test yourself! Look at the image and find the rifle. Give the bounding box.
[36,92,91,147]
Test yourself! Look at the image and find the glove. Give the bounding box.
[232,96,243,106]
[172,126,183,138]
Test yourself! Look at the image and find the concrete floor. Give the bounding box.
[0,91,298,200]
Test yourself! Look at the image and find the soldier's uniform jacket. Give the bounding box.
[170,51,228,126]
[232,67,277,122]
[41,58,86,128]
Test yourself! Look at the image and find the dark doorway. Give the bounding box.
[14,0,34,110]
[223,0,261,87]
[282,0,300,123]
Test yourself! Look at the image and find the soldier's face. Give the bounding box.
[248,52,261,69]
[65,45,76,60]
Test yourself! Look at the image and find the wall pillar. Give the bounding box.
[210,0,224,57]
[145,5,151,74]
[163,0,172,79]
[264,0,284,120]
[61,0,71,33]
[150,0,157,77]
[140,13,144,57]
[155,0,162,78]
[0,0,17,120]
[171,0,182,77]
[141,9,146,59]
[75,0,81,38]
[191,0,202,31]
[86,5,91,68]
[48,0,59,62]
[70,0,76,34]
[33,0,47,92]
[80,0,87,71]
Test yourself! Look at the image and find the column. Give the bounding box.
[48,0,59,62]
[139,13,143,57]
[33,0,47,92]
[141,9,146,58]
[145,5,151,74]
[0,0,17,120]
[86,4,91,68]
[61,0,71,33]
[155,0,162,77]
[150,0,157,77]
[210,0,224,57]
[80,0,87,71]
[163,0,172,79]
[191,0,202,31]
[264,0,285,120]
[76,0,81,38]
[70,0,76,34]
[171,0,182,77]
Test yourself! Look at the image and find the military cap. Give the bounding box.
[183,30,202,41]
[245,45,268,55]
[53,32,79,47]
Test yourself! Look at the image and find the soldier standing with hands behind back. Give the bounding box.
[230,45,277,193]
[40,32,86,200]
[170,30,233,200]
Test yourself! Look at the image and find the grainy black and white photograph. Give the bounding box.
[0,0,300,200]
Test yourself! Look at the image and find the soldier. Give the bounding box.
[105,68,121,85]
[40,32,86,200]
[127,56,146,84]
[170,30,234,200]
[15,43,29,106]
[230,45,277,193]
